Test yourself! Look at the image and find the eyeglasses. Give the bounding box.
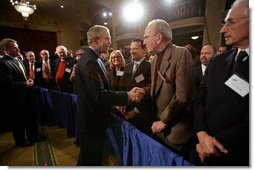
[111,56,121,59]
[143,34,158,40]
[222,17,248,27]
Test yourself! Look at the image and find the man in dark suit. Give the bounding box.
[193,0,249,166]
[23,51,36,80]
[0,38,36,147]
[35,49,56,90]
[55,45,76,93]
[193,44,216,90]
[75,25,145,165]
[120,37,153,134]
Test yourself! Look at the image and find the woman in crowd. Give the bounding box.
[108,50,126,90]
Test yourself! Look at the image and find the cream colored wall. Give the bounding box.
[0,10,81,52]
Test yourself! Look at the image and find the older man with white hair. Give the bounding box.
[55,45,76,93]
[193,0,249,166]
[142,19,194,157]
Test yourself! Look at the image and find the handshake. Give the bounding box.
[127,87,145,102]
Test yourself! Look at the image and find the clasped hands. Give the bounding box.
[128,87,145,102]
[196,131,228,163]
[26,78,34,87]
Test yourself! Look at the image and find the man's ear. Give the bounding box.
[156,33,163,44]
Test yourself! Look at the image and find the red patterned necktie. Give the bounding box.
[55,61,66,87]
[29,62,34,80]
[44,62,50,82]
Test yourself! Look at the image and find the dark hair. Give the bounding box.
[131,37,146,49]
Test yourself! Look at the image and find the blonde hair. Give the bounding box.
[109,50,126,70]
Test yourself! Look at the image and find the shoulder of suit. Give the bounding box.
[2,56,15,64]
[213,49,236,62]
[172,44,190,53]
[142,59,150,64]
[166,44,192,60]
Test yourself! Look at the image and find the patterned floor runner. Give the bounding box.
[34,126,56,166]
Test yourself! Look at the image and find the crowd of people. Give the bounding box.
[0,0,249,166]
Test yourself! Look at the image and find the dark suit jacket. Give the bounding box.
[0,55,29,125]
[23,59,30,77]
[75,48,128,137]
[193,49,249,165]
[108,67,124,91]
[121,59,153,134]
[193,57,203,90]
[55,56,76,93]
[34,59,56,90]
[121,59,151,90]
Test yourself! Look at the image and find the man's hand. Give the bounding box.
[196,143,206,163]
[114,106,126,115]
[196,131,228,162]
[128,87,145,102]
[151,120,166,133]
[26,78,34,87]
[124,110,136,120]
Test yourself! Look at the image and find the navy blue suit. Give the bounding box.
[75,48,129,165]
[193,49,249,166]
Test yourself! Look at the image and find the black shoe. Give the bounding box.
[16,141,34,147]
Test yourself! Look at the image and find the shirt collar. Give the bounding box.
[237,47,249,56]
[134,57,145,65]
[89,46,101,58]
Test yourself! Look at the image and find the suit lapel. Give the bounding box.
[89,48,110,87]
[150,54,157,97]
[132,59,145,79]
[224,49,237,80]
[155,46,172,95]
[9,58,26,80]
[208,50,238,111]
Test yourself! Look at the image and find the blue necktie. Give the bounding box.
[98,57,108,79]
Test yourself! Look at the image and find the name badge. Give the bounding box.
[135,74,145,83]
[225,74,249,97]
[65,68,71,73]
[116,70,124,76]
[36,68,41,72]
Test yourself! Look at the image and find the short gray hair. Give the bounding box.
[56,45,67,54]
[148,19,173,41]
[1,38,17,50]
[87,25,109,45]
[232,0,249,17]
[25,51,35,57]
